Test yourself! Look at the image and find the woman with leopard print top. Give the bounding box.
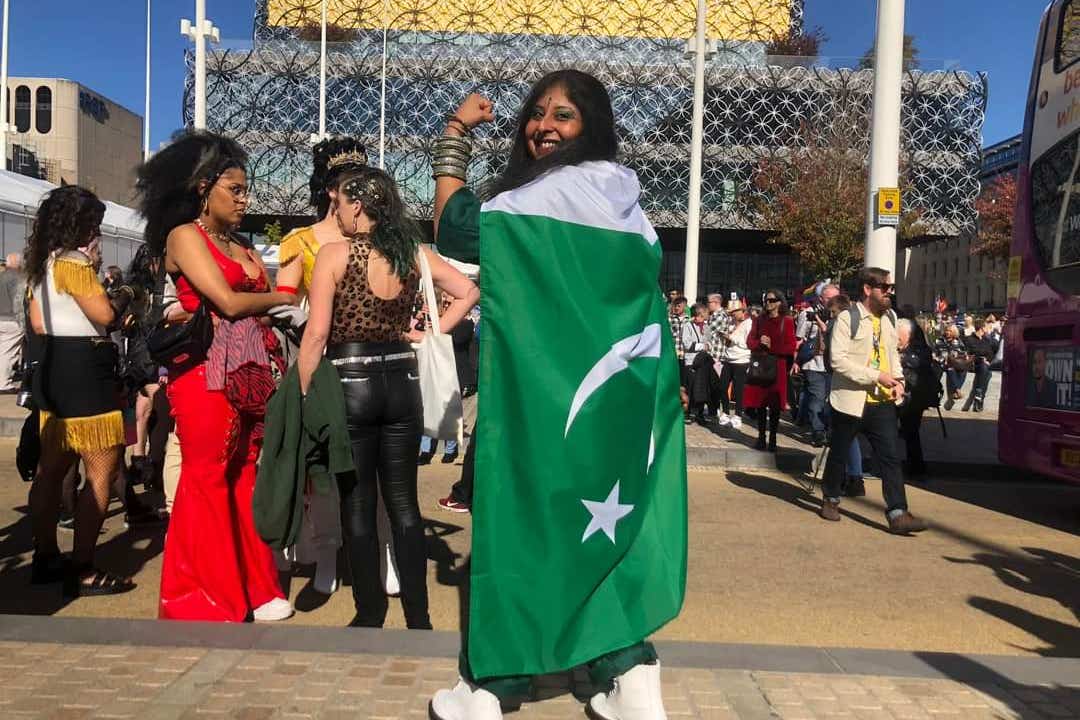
[296,166,478,629]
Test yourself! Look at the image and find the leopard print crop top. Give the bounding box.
[330,235,421,345]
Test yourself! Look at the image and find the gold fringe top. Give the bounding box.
[278,226,320,296]
[53,252,105,297]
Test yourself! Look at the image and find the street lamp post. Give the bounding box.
[181,0,220,130]
[682,0,710,301]
[864,0,906,274]
[0,0,10,169]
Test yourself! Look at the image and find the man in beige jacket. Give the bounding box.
[820,267,927,535]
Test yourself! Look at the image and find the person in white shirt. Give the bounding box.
[716,300,752,428]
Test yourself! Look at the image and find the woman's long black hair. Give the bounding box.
[488,69,618,198]
[134,130,247,258]
[24,185,106,288]
[336,166,422,281]
[310,136,368,219]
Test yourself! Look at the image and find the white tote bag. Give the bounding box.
[415,249,463,440]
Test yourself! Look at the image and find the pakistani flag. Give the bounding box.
[469,160,687,679]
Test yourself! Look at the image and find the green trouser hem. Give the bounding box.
[459,641,658,702]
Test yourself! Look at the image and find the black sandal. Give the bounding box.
[31,551,68,585]
[63,566,136,598]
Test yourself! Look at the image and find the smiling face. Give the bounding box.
[524,85,584,160]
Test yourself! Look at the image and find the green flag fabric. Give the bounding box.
[469,160,688,679]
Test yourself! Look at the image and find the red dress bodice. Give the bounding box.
[174,226,268,312]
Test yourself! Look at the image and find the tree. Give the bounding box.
[753,120,924,282]
[765,26,827,57]
[969,173,1016,275]
[263,220,284,246]
[859,34,920,71]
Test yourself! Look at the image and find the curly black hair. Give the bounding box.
[134,130,247,257]
[24,185,106,288]
[489,69,618,198]
[334,165,422,281]
[310,136,368,218]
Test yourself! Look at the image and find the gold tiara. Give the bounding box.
[326,150,368,171]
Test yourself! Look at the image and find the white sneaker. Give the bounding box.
[730,415,742,429]
[253,597,294,622]
[431,678,502,720]
[588,662,667,720]
[716,413,731,427]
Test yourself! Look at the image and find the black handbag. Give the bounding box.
[747,350,778,386]
[146,302,213,371]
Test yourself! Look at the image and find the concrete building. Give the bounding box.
[899,134,1020,312]
[3,78,142,206]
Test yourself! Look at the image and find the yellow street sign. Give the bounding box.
[1007,255,1022,299]
[877,187,901,226]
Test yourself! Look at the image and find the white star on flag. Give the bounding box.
[581,481,635,544]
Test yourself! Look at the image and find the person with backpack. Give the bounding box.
[819,268,927,535]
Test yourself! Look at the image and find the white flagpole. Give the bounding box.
[378,0,388,169]
[682,0,707,300]
[0,0,10,167]
[144,0,152,160]
[318,0,326,140]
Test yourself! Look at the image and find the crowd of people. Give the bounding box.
[13,69,693,720]
[670,270,1004,533]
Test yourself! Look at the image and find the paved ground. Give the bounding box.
[1,431,1077,656]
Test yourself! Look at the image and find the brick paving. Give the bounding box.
[2,640,1078,719]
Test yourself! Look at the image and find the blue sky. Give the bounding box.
[5,0,1043,150]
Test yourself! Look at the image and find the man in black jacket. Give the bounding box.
[962,319,998,412]
[897,317,937,477]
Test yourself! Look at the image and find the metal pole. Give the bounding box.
[378,0,388,169]
[863,0,905,274]
[194,0,207,129]
[318,0,326,140]
[0,0,10,168]
[682,0,707,301]
[144,0,151,160]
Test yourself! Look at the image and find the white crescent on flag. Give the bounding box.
[564,324,663,437]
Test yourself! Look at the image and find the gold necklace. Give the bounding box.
[196,218,233,257]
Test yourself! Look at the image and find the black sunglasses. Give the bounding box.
[764,297,780,303]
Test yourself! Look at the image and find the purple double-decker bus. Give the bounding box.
[1000,0,1080,483]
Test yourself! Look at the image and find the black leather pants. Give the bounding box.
[329,342,430,629]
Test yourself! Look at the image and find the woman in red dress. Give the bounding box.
[135,132,298,622]
[745,288,797,452]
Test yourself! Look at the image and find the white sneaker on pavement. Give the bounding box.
[253,597,294,622]
[587,662,667,720]
[716,413,731,427]
[431,678,502,720]
[730,415,742,429]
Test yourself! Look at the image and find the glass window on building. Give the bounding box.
[35,86,51,134]
[14,85,30,133]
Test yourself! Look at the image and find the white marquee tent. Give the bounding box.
[0,169,145,270]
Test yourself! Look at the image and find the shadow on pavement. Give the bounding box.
[944,547,1080,657]
[914,651,1080,717]
[725,471,891,534]
[915,477,1080,536]
[0,496,165,616]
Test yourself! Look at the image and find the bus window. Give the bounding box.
[1057,0,1080,71]
[1030,132,1080,293]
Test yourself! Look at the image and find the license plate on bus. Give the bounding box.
[1061,448,1080,468]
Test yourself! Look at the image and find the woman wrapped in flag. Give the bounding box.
[429,70,687,720]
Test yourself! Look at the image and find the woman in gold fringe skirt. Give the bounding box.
[25,186,136,598]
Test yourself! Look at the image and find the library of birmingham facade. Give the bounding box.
[190,0,987,297]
